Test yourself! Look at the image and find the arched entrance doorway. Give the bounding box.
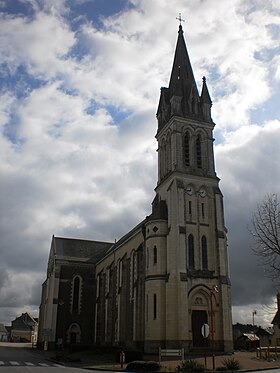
[188,287,211,349]
[67,323,81,344]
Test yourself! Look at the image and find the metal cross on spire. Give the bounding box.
[176,13,185,26]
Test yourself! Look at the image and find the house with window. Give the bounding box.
[0,323,8,342]
[233,323,272,350]
[271,293,280,346]
[11,312,38,343]
[38,24,233,353]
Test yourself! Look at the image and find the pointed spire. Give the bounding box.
[200,76,212,121]
[201,76,212,105]
[168,24,199,102]
[156,24,213,130]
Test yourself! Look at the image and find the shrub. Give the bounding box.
[145,361,161,371]
[177,359,205,372]
[125,360,145,371]
[220,357,241,371]
[125,360,160,371]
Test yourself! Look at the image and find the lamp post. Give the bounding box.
[253,310,257,349]
[210,285,219,370]
[252,310,257,326]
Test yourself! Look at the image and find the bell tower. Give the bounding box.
[145,24,233,353]
[156,24,215,183]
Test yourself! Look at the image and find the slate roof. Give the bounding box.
[54,236,113,263]
[168,25,199,103]
[11,313,37,331]
[150,199,168,220]
[53,199,168,265]
[98,199,168,261]
[272,310,280,325]
[100,219,147,260]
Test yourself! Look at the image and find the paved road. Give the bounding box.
[0,342,127,372]
[0,342,64,370]
[0,362,102,372]
[251,371,280,373]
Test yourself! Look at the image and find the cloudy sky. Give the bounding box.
[0,0,280,328]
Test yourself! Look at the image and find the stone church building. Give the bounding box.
[38,25,233,353]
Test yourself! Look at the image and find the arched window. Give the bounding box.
[153,293,157,319]
[118,260,123,288]
[105,267,111,294]
[160,141,166,177]
[163,141,167,175]
[184,132,190,166]
[131,252,135,279]
[201,236,208,270]
[188,234,194,269]
[153,246,157,264]
[72,276,81,314]
[130,252,135,300]
[166,135,171,172]
[196,134,202,168]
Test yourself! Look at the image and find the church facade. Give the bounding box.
[38,25,233,353]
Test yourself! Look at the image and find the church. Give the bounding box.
[38,24,233,354]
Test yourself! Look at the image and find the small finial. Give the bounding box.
[176,13,185,26]
[202,76,206,83]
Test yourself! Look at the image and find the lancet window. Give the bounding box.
[117,259,123,289]
[130,251,135,300]
[153,293,157,319]
[153,246,157,264]
[72,275,82,314]
[188,234,195,269]
[196,134,202,168]
[166,135,171,172]
[184,132,190,166]
[201,236,208,270]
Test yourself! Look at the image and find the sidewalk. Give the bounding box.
[81,351,280,371]
[157,351,280,372]
[39,348,280,372]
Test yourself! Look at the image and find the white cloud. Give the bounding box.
[0,10,75,78]
[214,120,280,310]
[233,302,277,327]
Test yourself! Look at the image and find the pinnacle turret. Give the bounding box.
[201,76,212,104]
[200,76,212,120]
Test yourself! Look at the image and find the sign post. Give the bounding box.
[210,285,219,370]
[201,323,209,367]
[120,351,125,369]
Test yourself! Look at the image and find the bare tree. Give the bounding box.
[251,194,280,281]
